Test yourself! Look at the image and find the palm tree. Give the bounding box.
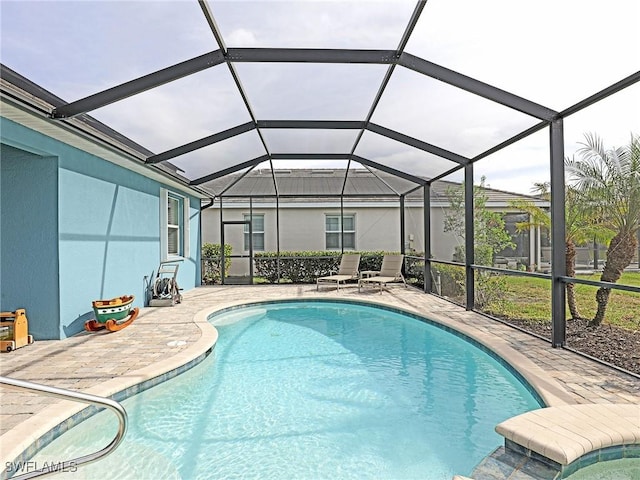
[566,133,640,326]
[510,182,601,320]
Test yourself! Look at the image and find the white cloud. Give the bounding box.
[226,28,259,46]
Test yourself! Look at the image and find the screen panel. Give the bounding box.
[405,0,639,111]
[210,0,417,49]
[355,130,461,181]
[372,68,540,159]
[0,1,212,100]
[235,63,389,120]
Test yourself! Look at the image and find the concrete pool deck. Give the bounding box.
[1,285,639,478]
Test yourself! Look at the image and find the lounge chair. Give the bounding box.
[358,254,407,294]
[316,254,361,291]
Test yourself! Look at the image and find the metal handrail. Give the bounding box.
[0,376,128,479]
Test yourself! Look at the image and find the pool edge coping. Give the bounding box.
[0,308,218,471]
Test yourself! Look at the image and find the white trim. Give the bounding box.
[325,213,356,250]
[160,188,169,261]
[243,213,265,251]
[183,198,191,259]
[160,188,190,261]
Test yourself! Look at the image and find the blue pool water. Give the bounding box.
[32,301,542,479]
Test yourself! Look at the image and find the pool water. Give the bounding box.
[564,458,640,480]
[31,301,542,479]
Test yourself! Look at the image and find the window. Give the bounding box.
[325,214,355,250]
[161,189,190,260]
[244,214,265,251]
[167,195,182,255]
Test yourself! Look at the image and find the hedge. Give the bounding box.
[253,251,399,284]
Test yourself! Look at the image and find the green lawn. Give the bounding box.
[484,271,640,331]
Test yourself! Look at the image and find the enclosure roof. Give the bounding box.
[1,1,638,199]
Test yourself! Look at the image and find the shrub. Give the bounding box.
[405,256,425,286]
[475,271,508,308]
[253,250,397,284]
[431,263,465,301]
[202,243,232,284]
[254,251,336,283]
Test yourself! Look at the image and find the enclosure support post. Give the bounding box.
[249,197,254,281]
[464,164,475,311]
[400,195,406,255]
[220,197,225,285]
[424,184,432,294]
[550,118,567,347]
[276,195,281,283]
[340,196,345,254]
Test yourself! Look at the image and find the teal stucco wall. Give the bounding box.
[1,144,61,339]
[1,118,201,339]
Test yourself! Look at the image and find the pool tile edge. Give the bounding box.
[0,308,218,475]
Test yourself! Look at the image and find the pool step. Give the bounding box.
[468,446,560,480]
[464,403,640,480]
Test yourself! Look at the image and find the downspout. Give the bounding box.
[200,197,214,211]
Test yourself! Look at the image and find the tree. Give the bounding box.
[509,182,605,320]
[444,177,515,306]
[566,133,640,326]
[444,177,515,266]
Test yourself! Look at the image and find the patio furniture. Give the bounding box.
[316,254,361,291]
[358,254,407,294]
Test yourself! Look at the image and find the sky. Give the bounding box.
[1,0,638,194]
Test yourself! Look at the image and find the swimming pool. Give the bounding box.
[30,300,542,479]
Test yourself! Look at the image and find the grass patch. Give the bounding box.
[483,271,640,331]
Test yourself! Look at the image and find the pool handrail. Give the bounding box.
[0,375,127,479]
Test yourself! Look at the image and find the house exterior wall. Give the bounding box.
[1,144,60,340]
[202,201,534,272]
[202,202,459,259]
[203,203,406,254]
[1,118,201,339]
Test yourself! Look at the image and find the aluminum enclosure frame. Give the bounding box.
[32,0,640,349]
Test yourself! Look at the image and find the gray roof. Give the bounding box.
[208,169,547,206]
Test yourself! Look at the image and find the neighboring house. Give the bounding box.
[1,67,205,340]
[201,169,550,277]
